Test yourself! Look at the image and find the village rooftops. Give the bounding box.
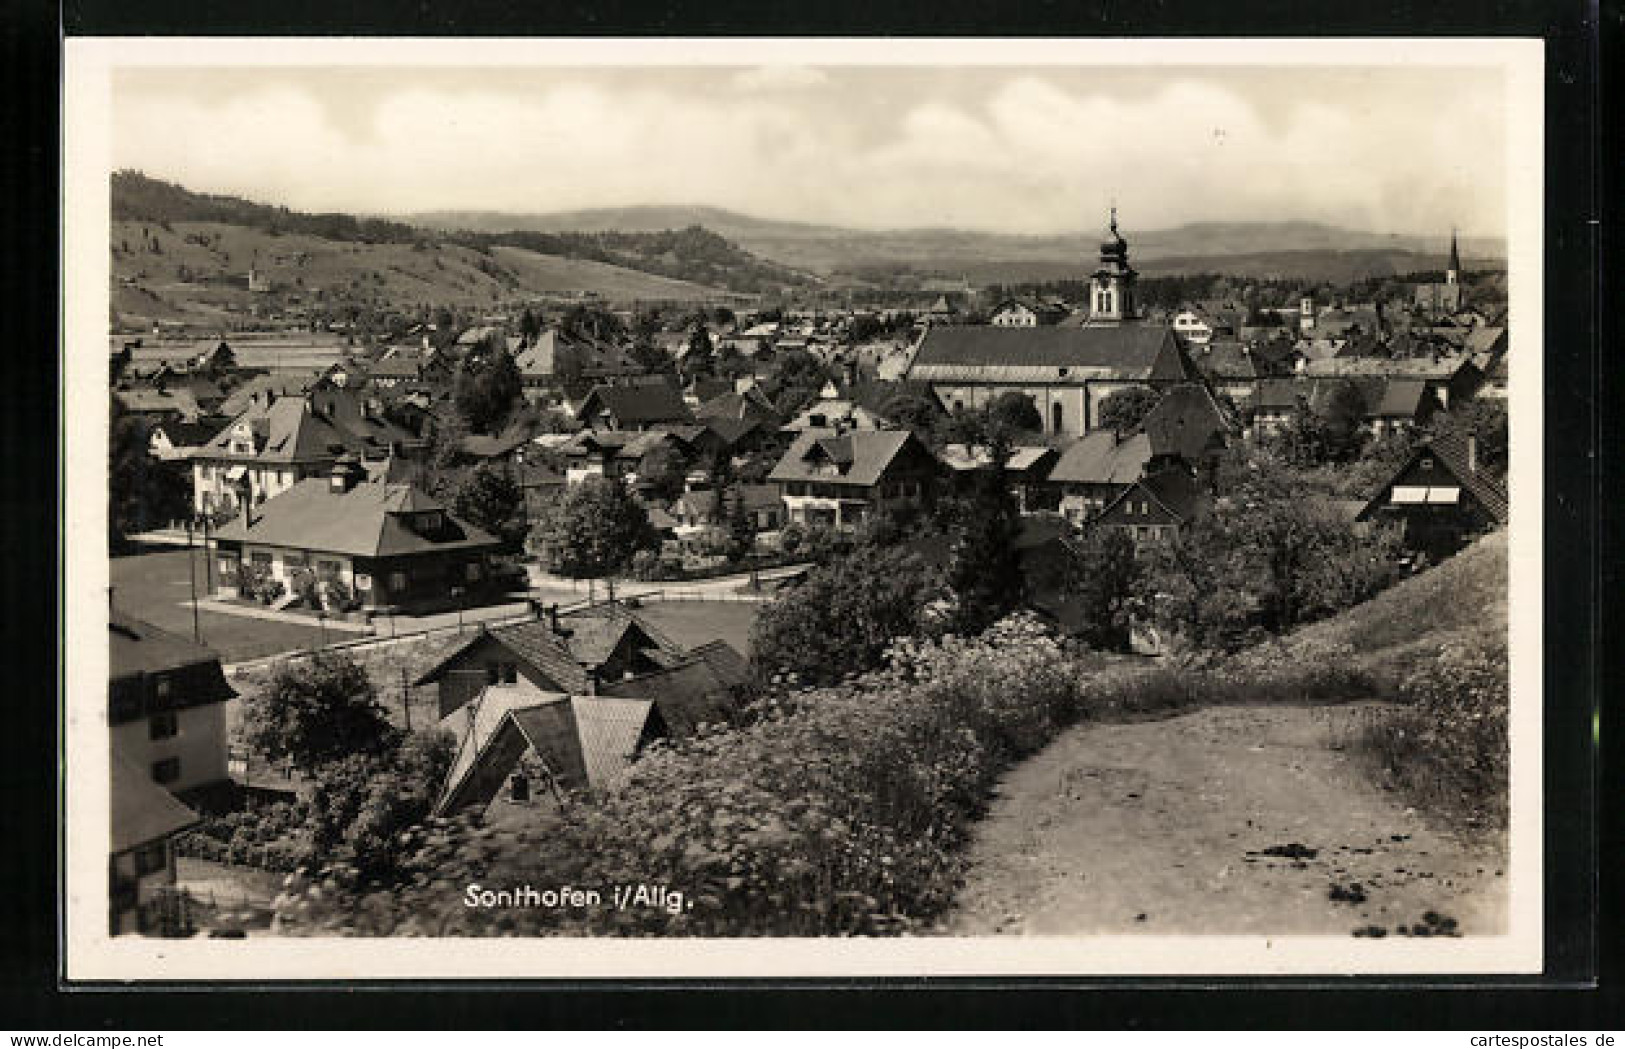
[908,324,1188,384]
[1135,384,1236,461]
[1301,353,1473,380]
[211,478,500,559]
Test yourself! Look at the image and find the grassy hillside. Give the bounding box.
[109,172,808,322]
[110,218,743,328]
[1285,530,1506,686]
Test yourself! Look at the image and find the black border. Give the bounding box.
[2,0,1612,1028]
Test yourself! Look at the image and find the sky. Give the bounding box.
[111,63,1509,237]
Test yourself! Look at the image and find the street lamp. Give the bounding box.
[450,586,465,635]
[316,611,328,649]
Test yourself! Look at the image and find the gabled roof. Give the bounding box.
[767,429,922,488]
[1047,431,1152,485]
[1101,467,1204,524]
[109,612,236,700]
[694,389,779,425]
[1302,354,1473,380]
[436,681,658,811]
[115,387,203,421]
[1371,379,1433,418]
[1136,384,1234,461]
[111,750,199,854]
[211,479,501,558]
[908,325,1186,384]
[1358,433,1508,524]
[601,656,738,737]
[578,382,693,426]
[1192,341,1267,381]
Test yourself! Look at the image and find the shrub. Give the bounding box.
[1353,633,1508,827]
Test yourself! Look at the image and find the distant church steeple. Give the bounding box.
[1446,228,1461,286]
[1089,207,1138,323]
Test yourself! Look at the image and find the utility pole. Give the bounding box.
[187,517,201,642]
[401,665,412,731]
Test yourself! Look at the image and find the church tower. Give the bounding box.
[1089,208,1138,323]
[1446,227,1461,286]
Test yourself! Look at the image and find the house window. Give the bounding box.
[283,551,308,569]
[133,842,167,877]
[151,757,181,785]
[502,663,518,684]
[485,663,500,685]
[466,562,482,582]
[1420,457,1434,469]
[809,414,827,428]
[250,552,272,569]
[154,676,170,700]
[1051,402,1064,433]
[390,571,407,592]
[148,711,178,741]
[317,559,342,579]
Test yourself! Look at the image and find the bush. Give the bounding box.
[272,613,1089,937]
[1353,633,1508,827]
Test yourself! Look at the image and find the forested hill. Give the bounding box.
[110,171,815,296]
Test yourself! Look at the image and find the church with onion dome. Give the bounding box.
[904,210,1197,437]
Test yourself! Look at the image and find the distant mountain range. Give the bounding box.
[409,205,1507,282]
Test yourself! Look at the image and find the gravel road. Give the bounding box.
[942,702,1507,938]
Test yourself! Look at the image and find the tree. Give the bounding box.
[986,391,1043,435]
[305,729,455,883]
[453,346,522,435]
[750,544,942,686]
[527,477,657,589]
[636,442,690,502]
[941,461,1025,635]
[628,340,676,375]
[880,388,943,435]
[243,652,397,771]
[1429,400,1508,480]
[1097,386,1162,433]
[517,307,542,342]
[1063,528,1141,652]
[451,463,527,551]
[108,397,188,546]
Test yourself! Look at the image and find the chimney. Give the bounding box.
[1466,433,1478,474]
[329,454,364,494]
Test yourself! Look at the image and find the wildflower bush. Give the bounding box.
[272,613,1088,937]
[1353,632,1509,827]
[175,801,307,872]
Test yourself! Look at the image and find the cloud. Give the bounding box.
[110,69,1506,237]
[731,65,830,92]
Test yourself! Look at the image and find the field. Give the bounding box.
[111,219,736,328]
[111,546,326,662]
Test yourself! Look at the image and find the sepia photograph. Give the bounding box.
[61,36,1544,979]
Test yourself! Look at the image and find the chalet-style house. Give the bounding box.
[209,460,503,612]
[515,329,642,396]
[575,382,693,431]
[436,632,755,818]
[1189,340,1277,404]
[415,603,748,721]
[670,483,786,538]
[1046,430,1154,523]
[907,217,1196,437]
[558,429,680,486]
[1094,466,1206,548]
[937,444,1060,514]
[774,382,884,434]
[768,428,939,531]
[110,611,236,798]
[110,752,198,936]
[191,388,417,517]
[1356,433,1507,558]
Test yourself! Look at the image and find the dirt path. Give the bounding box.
[942,703,1506,938]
